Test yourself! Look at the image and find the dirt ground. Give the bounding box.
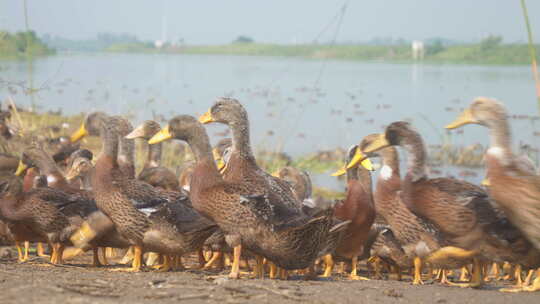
[0,246,538,304]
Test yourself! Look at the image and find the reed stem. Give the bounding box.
[520,0,540,112]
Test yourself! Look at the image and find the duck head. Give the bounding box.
[149,115,205,144]
[70,112,109,142]
[362,121,419,154]
[199,97,248,127]
[125,120,162,140]
[446,97,507,130]
[331,144,373,177]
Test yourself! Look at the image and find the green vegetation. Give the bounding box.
[0,30,55,59]
[178,42,537,65]
[44,32,151,52]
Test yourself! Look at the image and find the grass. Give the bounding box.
[103,41,540,65]
[6,109,490,199]
[0,30,55,60]
[7,109,346,197]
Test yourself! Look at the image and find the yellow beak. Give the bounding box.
[362,134,390,154]
[15,160,27,176]
[481,177,491,187]
[445,108,479,129]
[125,124,146,139]
[148,125,172,144]
[70,123,88,143]
[334,148,374,175]
[198,110,215,124]
[331,166,347,177]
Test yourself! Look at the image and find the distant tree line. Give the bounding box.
[0,30,54,58]
[41,32,151,52]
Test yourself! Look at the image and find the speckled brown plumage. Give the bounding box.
[19,146,99,247]
[464,99,540,251]
[201,98,301,210]
[0,177,72,245]
[446,98,540,270]
[159,115,342,270]
[359,135,449,269]
[373,122,510,258]
[370,224,409,269]
[88,115,218,257]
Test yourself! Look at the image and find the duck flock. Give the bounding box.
[0,96,539,294]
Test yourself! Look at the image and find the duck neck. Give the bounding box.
[94,123,119,186]
[145,142,162,168]
[101,124,119,159]
[80,170,93,190]
[357,168,372,194]
[22,168,38,191]
[230,118,257,164]
[118,136,135,178]
[402,135,427,182]
[486,117,513,163]
[377,147,401,183]
[188,128,223,190]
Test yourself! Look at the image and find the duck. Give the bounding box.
[369,224,409,280]
[273,166,313,205]
[319,145,376,280]
[148,115,348,279]
[446,97,540,292]
[0,153,19,175]
[14,144,104,264]
[199,98,352,275]
[64,149,94,190]
[125,120,179,191]
[177,161,196,192]
[212,138,232,173]
[110,116,136,179]
[0,175,75,264]
[70,113,218,272]
[198,98,301,210]
[358,133,480,285]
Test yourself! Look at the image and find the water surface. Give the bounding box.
[1,53,538,189]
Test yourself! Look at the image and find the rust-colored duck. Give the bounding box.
[361,126,505,287]
[446,97,540,292]
[320,145,375,280]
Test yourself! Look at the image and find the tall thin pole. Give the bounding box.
[23,0,36,110]
[520,0,540,111]
[23,0,29,31]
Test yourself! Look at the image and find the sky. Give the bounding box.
[1,0,539,44]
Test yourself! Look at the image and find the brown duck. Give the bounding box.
[360,129,499,287]
[320,145,376,280]
[199,98,301,210]
[149,115,347,279]
[446,97,540,292]
[71,113,217,271]
[0,176,75,264]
